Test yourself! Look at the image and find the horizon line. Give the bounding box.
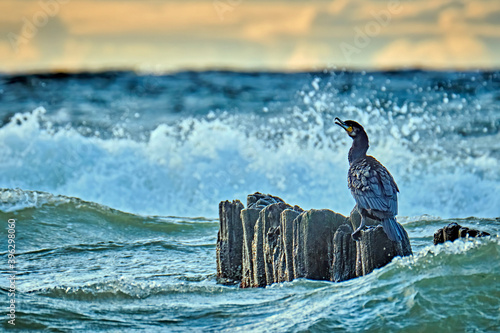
[2,64,499,76]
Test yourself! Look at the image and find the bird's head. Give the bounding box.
[335,118,365,139]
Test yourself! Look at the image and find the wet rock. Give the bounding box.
[240,208,260,288]
[350,208,412,259]
[253,202,291,287]
[434,222,490,245]
[279,209,301,282]
[293,209,348,281]
[217,193,413,288]
[355,225,411,277]
[216,200,244,284]
[331,224,357,282]
[247,192,285,210]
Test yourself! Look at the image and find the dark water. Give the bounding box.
[0,70,499,331]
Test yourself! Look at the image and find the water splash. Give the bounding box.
[1,71,499,218]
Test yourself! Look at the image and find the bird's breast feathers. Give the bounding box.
[347,156,399,197]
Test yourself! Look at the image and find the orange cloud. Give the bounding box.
[0,2,42,25]
[325,0,453,21]
[242,5,317,41]
[465,1,500,19]
[286,42,332,70]
[59,1,224,36]
[327,0,350,15]
[1,0,500,72]
[373,36,492,69]
[0,39,41,72]
[386,0,453,20]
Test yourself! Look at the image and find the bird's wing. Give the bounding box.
[348,157,398,216]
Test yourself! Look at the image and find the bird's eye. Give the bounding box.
[347,127,353,133]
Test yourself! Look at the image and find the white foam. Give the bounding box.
[0,106,499,218]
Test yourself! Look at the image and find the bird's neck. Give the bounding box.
[348,134,369,165]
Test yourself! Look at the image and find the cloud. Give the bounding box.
[0,2,39,25]
[327,0,350,15]
[387,0,453,20]
[242,5,318,42]
[373,36,492,69]
[286,42,332,70]
[1,0,500,72]
[60,1,225,36]
[464,1,500,19]
[57,1,321,43]
[0,39,41,72]
[324,0,453,22]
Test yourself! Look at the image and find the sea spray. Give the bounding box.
[1,71,499,218]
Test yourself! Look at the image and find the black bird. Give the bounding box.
[335,118,405,242]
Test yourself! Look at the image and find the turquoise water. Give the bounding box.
[1,192,499,331]
[1,70,499,331]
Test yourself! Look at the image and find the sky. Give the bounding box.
[1,0,500,73]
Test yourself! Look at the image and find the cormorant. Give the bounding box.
[335,118,405,242]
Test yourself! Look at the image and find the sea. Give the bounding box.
[0,70,499,332]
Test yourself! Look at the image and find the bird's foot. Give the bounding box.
[352,212,367,241]
[351,230,362,241]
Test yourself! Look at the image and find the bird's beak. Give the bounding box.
[335,117,351,132]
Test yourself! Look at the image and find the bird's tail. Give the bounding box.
[381,217,406,242]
